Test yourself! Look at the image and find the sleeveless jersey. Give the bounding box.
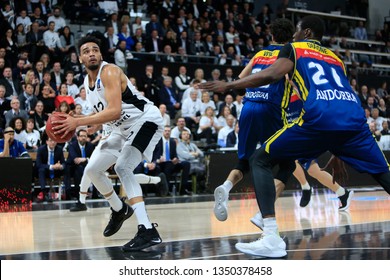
[287,40,366,130]
[244,44,292,112]
[84,61,154,129]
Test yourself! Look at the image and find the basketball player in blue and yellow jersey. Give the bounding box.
[212,18,295,222]
[200,15,390,258]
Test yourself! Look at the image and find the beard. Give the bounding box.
[87,64,100,71]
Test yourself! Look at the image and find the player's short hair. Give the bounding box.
[270,18,295,44]
[77,36,101,52]
[300,15,325,41]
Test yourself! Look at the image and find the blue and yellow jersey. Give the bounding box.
[285,87,303,123]
[244,44,292,112]
[279,40,366,130]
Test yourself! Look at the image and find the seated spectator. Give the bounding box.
[63,52,83,85]
[200,91,216,115]
[74,87,92,116]
[217,114,235,147]
[9,116,27,145]
[38,84,56,114]
[64,129,95,200]
[23,118,41,151]
[40,70,57,96]
[51,62,65,90]
[177,130,205,178]
[114,40,130,74]
[365,108,373,124]
[197,106,221,144]
[43,21,64,63]
[159,76,180,119]
[54,83,75,110]
[218,105,235,128]
[18,83,38,115]
[23,70,40,96]
[16,9,32,33]
[381,120,390,136]
[117,23,135,51]
[377,81,389,100]
[371,108,387,131]
[181,89,202,132]
[182,79,202,101]
[35,136,66,202]
[4,99,29,127]
[159,104,171,126]
[160,45,176,63]
[226,122,239,148]
[218,93,237,118]
[26,22,45,63]
[65,71,79,99]
[377,98,388,118]
[0,67,22,100]
[29,100,48,132]
[154,126,191,195]
[369,121,381,142]
[171,117,191,144]
[48,7,66,32]
[0,127,29,158]
[175,65,191,97]
[0,85,11,128]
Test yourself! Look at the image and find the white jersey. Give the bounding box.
[84,61,155,130]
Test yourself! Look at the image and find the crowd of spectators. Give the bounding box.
[0,0,390,199]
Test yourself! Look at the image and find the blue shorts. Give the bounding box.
[264,123,390,174]
[238,101,284,160]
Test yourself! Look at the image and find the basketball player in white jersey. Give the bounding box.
[69,124,162,212]
[53,36,164,251]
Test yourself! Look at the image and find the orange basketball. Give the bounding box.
[45,112,75,143]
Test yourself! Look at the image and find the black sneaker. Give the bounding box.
[122,223,162,252]
[299,188,312,207]
[69,201,87,212]
[103,202,134,237]
[339,190,354,211]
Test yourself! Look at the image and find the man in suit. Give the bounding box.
[35,136,66,202]
[26,22,45,63]
[64,129,95,200]
[159,76,180,119]
[145,13,163,39]
[154,126,191,195]
[218,93,237,118]
[0,67,22,100]
[4,98,29,127]
[226,122,239,148]
[145,30,163,53]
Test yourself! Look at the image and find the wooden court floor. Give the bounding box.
[0,188,390,260]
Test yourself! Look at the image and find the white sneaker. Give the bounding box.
[213,185,229,221]
[250,211,264,230]
[235,233,287,258]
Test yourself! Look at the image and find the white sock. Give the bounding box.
[106,192,123,212]
[263,217,279,235]
[301,182,311,190]
[336,187,346,197]
[223,180,233,192]
[79,193,87,204]
[132,201,152,228]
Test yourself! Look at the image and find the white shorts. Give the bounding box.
[100,105,164,161]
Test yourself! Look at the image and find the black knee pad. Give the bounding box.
[234,159,250,174]
[274,160,296,185]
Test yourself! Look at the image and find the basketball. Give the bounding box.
[45,112,75,143]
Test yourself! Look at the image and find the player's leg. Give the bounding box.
[120,119,163,251]
[84,133,134,237]
[293,161,312,207]
[306,161,353,211]
[331,129,390,195]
